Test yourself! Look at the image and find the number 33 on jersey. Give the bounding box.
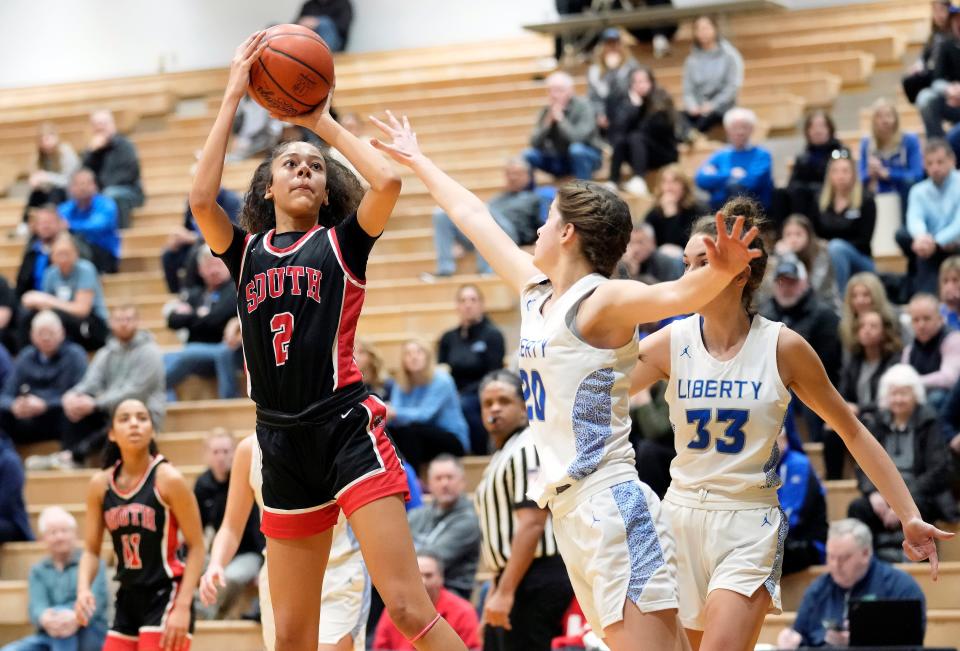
[666,315,791,496]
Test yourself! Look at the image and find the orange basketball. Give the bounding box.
[249,24,335,117]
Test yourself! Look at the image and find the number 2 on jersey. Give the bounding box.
[685,408,749,454]
[519,369,546,421]
[270,312,294,366]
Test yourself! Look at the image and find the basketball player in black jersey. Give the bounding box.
[75,399,204,651]
[188,32,469,651]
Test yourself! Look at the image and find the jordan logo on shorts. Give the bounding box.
[760,514,772,527]
[680,345,691,359]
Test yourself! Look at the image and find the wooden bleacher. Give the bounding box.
[1,0,956,647]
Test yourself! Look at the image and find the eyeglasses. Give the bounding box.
[830,149,851,160]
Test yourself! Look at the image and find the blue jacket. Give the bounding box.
[183,188,242,234]
[28,549,108,631]
[0,435,33,543]
[695,145,773,210]
[859,133,924,196]
[906,170,960,247]
[58,194,121,259]
[389,370,471,452]
[0,342,88,413]
[793,557,925,646]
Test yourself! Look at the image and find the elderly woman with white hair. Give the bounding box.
[847,363,959,561]
[694,107,773,211]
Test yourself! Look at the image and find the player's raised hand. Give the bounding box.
[226,31,268,101]
[199,563,227,606]
[702,211,761,279]
[902,517,955,580]
[369,111,423,166]
[272,87,335,132]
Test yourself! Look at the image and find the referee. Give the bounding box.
[474,370,574,651]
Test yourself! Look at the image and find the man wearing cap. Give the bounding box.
[760,255,841,386]
[918,0,960,138]
[761,254,842,439]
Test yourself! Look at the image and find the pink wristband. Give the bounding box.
[408,613,442,643]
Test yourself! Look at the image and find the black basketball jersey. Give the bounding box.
[102,455,184,587]
[216,216,374,414]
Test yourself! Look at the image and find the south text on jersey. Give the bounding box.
[245,266,323,313]
[104,503,157,532]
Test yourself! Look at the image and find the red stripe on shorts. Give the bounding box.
[338,395,410,517]
[261,502,340,539]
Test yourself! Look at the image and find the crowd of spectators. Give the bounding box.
[2,5,960,650]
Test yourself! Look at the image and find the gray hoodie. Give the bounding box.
[682,39,744,114]
[530,95,605,156]
[71,329,165,429]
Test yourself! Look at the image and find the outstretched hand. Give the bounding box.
[902,517,955,580]
[369,111,423,167]
[702,211,761,279]
[226,31,268,100]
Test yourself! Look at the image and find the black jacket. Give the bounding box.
[789,139,846,188]
[297,0,353,41]
[934,35,960,84]
[605,88,679,167]
[643,202,710,249]
[167,281,237,344]
[838,351,898,415]
[193,470,264,556]
[858,406,956,521]
[759,289,841,384]
[813,193,876,257]
[82,134,143,198]
[437,316,505,395]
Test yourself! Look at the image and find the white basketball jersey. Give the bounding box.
[519,274,638,509]
[665,315,790,507]
[250,439,357,561]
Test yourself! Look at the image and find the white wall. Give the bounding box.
[0,0,870,89]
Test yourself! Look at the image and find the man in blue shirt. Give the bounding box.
[695,107,773,211]
[57,168,120,274]
[897,139,960,294]
[0,506,107,651]
[776,518,925,648]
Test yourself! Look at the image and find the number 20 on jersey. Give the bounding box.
[519,369,546,421]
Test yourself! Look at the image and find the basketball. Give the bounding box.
[249,24,335,117]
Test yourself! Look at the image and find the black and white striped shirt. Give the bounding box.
[474,427,558,573]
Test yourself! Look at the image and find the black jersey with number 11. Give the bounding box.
[215,215,376,415]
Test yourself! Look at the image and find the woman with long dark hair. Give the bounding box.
[606,65,678,193]
[187,32,468,651]
[75,398,204,651]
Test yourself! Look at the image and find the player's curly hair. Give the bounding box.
[239,141,365,234]
[690,195,770,315]
[556,180,632,277]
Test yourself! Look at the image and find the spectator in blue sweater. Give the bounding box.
[0,506,107,651]
[694,107,773,211]
[776,425,827,575]
[859,98,924,212]
[776,518,925,649]
[57,168,120,274]
[0,433,32,544]
[0,311,87,448]
[386,339,470,469]
[897,138,960,295]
